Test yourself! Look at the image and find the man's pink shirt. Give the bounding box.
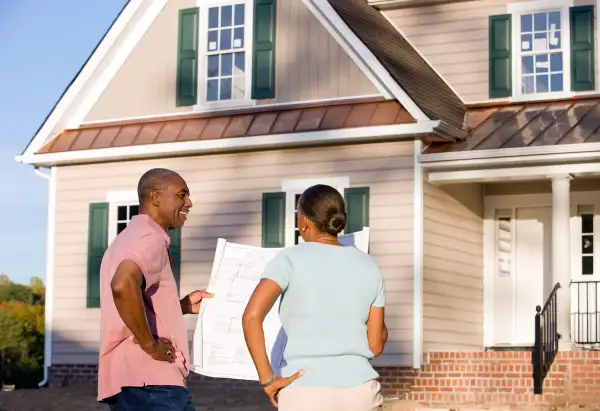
[97,214,190,402]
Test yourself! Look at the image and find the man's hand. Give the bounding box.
[133,337,176,363]
[180,289,213,315]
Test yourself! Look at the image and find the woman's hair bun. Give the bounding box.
[326,211,347,236]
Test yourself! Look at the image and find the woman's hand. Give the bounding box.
[262,371,304,407]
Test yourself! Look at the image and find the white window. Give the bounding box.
[579,204,595,276]
[508,0,572,98]
[281,177,350,247]
[199,0,253,108]
[495,210,513,278]
[106,191,139,243]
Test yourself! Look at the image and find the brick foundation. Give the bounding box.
[49,351,600,408]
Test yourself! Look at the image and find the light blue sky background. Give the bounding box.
[0,1,127,285]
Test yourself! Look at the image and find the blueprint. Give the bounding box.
[191,227,370,381]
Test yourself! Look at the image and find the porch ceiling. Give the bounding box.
[36,98,419,154]
[425,95,600,154]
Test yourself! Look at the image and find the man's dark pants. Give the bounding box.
[108,385,195,411]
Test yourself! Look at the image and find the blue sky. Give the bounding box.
[0,1,127,285]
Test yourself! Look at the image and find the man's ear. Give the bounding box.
[149,189,161,207]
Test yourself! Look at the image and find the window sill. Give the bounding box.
[193,99,257,114]
[507,90,599,103]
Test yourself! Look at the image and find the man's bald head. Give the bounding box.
[137,168,181,204]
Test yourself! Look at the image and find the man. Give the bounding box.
[97,168,211,411]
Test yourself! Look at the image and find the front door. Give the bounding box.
[492,206,552,346]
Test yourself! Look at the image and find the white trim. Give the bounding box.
[302,0,430,122]
[16,121,440,167]
[427,163,600,185]
[420,142,600,168]
[464,90,600,106]
[21,0,165,157]
[508,0,573,100]
[38,166,57,387]
[106,190,138,204]
[412,139,424,369]
[81,94,384,126]
[483,203,495,346]
[281,176,350,247]
[106,190,139,243]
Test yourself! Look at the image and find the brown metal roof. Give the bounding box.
[37,98,416,154]
[424,96,600,154]
[326,0,467,130]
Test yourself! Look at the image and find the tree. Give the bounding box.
[0,273,10,285]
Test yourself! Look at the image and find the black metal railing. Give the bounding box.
[571,280,600,344]
[533,282,561,395]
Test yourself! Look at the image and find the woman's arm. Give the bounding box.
[366,305,387,357]
[242,278,282,383]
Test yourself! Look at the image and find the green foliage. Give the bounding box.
[0,275,45,389]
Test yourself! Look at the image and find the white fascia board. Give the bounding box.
[21,0,165,157]
[303,0,430,122]
[427,162,600,184]
[15,121,440,167]
[420,142,600,170]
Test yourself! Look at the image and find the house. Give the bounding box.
[14,0,600,408]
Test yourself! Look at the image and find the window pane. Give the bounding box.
[221,53,233,76]
[234,4,245,25]
[534,12,547,31]
[130,205,139,217]
[549,31,561,49]
[233,27,244,49]
[117,222,127,234]
[208,7,219,29]
[582,235,594,253]
[583,214,594,234]
[536,74,549,93]
[221,5,232,27]
[534,32,548,52]
[583,256,594,275]
[521,34,532,51]
[550,53,562,72]
[522,75,534,93]
[220,28,232,50]
[550,73,563,92]
[207,79,219,101]
[521,14,533,33]
[294,230,300,245]
[234,52,245,74]
[548,11,561,30]
[207,55,219,78]
[535,55,548,73]
[118,206,127,221]
[522,56,533,74]
[233,76,245,99]
[220,78,232,100]
[207,30,218,51]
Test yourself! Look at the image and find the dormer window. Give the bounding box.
[489,1,595,100]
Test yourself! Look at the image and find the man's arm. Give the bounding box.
[110,259,174,362]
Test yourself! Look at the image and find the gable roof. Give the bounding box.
[324,0,467,130]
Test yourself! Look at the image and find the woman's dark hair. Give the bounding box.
[297,184,347,236]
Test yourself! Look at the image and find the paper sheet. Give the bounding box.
[191,227,370,380]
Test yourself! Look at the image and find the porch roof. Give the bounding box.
[425,95,600,154]
[36,98,419,154]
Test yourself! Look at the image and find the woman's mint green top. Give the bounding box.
[262,242,386,388]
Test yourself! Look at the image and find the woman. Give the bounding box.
[242,184,388,411]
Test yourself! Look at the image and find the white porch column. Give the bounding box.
[551,174,572,348]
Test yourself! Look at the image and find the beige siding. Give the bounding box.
[51,141,414,365]
[422,183,484,353]
[84,0,378,122]
[383,0,597,103]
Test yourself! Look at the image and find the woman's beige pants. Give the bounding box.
[278,379,384,411]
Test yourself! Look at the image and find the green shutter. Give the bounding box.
[571,6,595,91]
[251,0,277,99]
[168,228,182,294]
[87,203,109,308]
[489,14,512,98]
[262,192,285,248]
[344,187,370,234]
[176,8,200,106]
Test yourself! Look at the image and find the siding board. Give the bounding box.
[51,141,414,364]
[422,182,484,353]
